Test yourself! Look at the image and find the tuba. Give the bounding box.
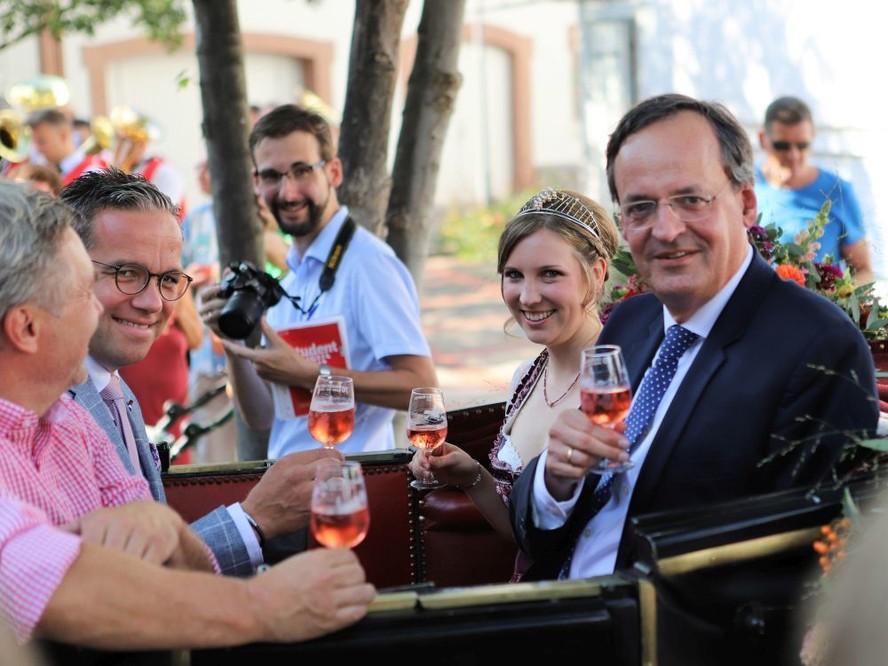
[6,75,71,112]
[110,105,161,172]
[0,109,30,164]
[80,115,113,156]
[1,75,72,166]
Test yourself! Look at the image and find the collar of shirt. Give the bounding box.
[0,395,73,441]
[284,205,350,273]
[662,244,753,340]
[84,355,115,393]
[0,398,39,436]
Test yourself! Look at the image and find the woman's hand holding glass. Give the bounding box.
[406,388,448,490]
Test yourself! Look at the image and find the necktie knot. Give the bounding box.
[657,325,699,366]
[100,375,125,403]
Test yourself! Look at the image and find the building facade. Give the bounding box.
[2,0,884,281]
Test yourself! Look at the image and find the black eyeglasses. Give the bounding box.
[771,140,811,152]
[92,260,193,302]
[255,159,326,188]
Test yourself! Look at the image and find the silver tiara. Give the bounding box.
[513,187,603,238]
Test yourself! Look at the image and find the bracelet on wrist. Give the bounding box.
[243,511,267,551]
[456,461,483,491]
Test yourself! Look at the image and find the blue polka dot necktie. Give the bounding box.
[558,324,700,579]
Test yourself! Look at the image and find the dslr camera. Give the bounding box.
[217,261,286,339]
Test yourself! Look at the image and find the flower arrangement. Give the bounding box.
[748,200,888,343]
[601,201,888,343]
[599,247,649,324]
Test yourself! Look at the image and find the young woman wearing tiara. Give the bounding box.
[408,187,620,581]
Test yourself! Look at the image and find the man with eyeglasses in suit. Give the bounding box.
[62,168,343,578]
[755,95,874,286]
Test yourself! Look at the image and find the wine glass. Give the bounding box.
[579,345,634,474]
[407,387,448,490]
[308,375,355,448]
[310,459,370,549]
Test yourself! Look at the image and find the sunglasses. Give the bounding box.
[771,140,811,152]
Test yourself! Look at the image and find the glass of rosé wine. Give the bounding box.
[310,459,370,549]
[308,375,355,448]
[579,345,634,474]
[407,387,448,490]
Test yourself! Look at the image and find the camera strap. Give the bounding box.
[319,215,357,292]
[294,214,357,318]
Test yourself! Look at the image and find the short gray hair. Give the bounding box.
[0,181,74,318]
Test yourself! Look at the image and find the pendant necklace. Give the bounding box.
[542,361,581,408]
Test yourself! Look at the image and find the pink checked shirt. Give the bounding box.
[0,395,152,640]
[0,496,81,643]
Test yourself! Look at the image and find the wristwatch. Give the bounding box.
[318,363,332,377]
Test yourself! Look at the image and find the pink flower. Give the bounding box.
[815,263,844,293]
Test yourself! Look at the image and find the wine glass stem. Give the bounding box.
[425,449,437,482]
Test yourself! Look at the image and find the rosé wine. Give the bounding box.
[580,386,631,426]
[311,506,370,549]
[308,407,355,447]
[407,425,447,451]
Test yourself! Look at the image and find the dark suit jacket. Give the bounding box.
[509,251,880,580]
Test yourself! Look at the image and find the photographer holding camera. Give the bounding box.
[200,104,437,457]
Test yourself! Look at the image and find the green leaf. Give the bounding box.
[856,437,888,452]
[842,486,864,528]
[0,0,187,51]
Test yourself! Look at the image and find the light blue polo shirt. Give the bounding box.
[265,206,431,457]
[754,167,866,267]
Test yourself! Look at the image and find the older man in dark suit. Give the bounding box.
[509,94,879,581]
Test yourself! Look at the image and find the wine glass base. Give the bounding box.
[409,479,442,491]
[588,460,634,475]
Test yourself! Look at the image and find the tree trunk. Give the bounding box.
[192,0,268,460]
[192,0,258,269]
[386,0,466,284]
[337,0,409,235]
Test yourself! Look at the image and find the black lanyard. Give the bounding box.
[291,215,357,318]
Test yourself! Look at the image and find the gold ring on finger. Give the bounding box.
[566,446,574,464]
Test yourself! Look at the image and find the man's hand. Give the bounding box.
[543,409,630,500]
[61,502,215,572]
[241,448,344,540]
[197,282,229,339]
[218,318,318,390]
[246,547,375,643]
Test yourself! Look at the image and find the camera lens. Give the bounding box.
[218,291,265,339]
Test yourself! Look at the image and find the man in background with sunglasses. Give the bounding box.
[755,95,874,285]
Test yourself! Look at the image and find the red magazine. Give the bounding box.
[271,316,350,418]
